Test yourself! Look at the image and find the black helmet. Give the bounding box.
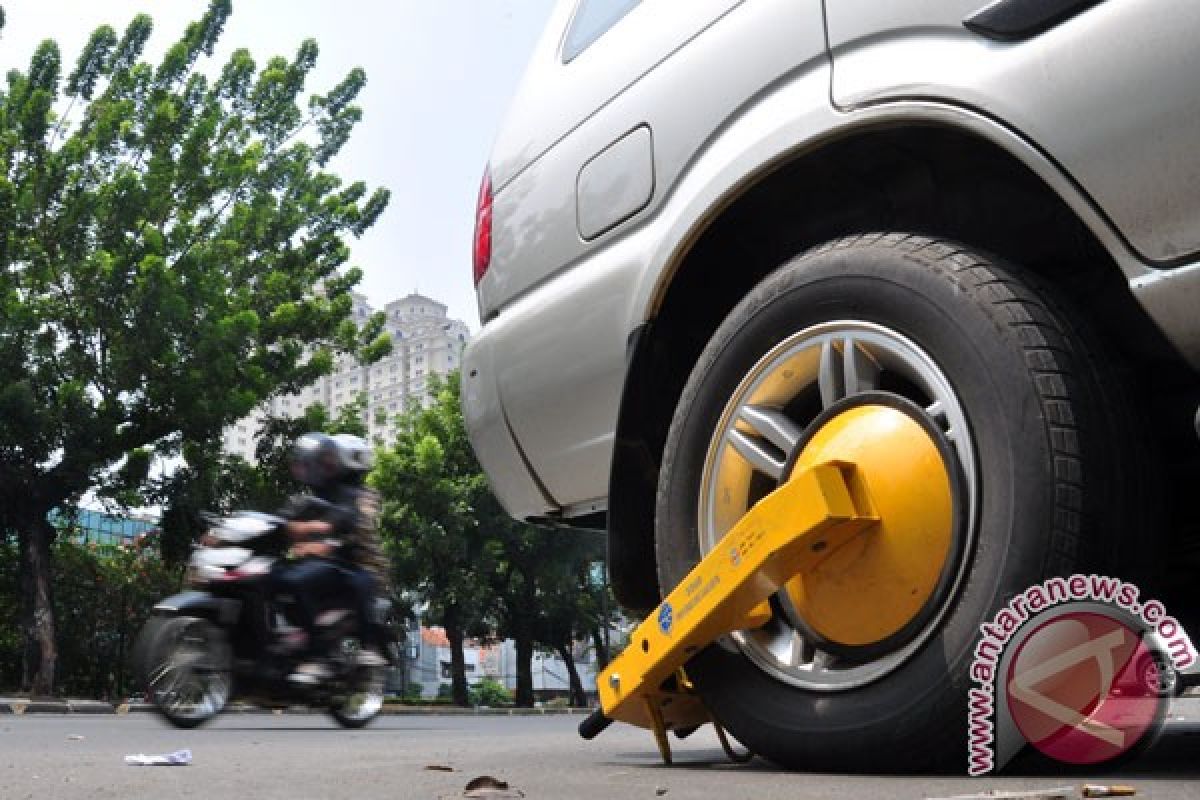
[289,432,373,489]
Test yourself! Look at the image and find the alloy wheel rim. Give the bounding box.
[698,320,978,691]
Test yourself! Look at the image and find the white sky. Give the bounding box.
[0,0,559,328]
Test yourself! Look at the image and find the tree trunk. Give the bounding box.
[18,515,57,697]
[444,615,470,707]
[555,642,587,708]
[514,631,534,707]
[590,626,610,671]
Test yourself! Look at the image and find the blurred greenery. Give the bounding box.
[0,0,388,693]
[469,677,512,707]
[374,373,613,708]
[0,535,181,698]
[0,371,616,705]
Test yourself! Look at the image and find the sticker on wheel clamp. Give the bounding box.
[658,602,674,635]
[676,575,720,626]
[966,574,1196,775]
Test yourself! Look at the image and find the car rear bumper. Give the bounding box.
[461,332,558,520]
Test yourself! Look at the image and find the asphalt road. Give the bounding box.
[2,702,1199,800]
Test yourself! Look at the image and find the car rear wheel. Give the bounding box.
[654,233,1154,770]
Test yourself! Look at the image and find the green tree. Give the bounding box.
[0,1,389,694]
[154,394,375,566]
[469,677,512,708]
[372,373,495,707]
[51,536,180,700]
[488,516,545,707]
[248,392,374,501]
[491,523,612,708]
[531,533,607,707]
[0,539,20,686]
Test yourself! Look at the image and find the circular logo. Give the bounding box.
[1005,611,1168,765]
[658,602,674,635]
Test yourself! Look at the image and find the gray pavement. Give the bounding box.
[1,702,1198,800]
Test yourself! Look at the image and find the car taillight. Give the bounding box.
[473,169,493,286]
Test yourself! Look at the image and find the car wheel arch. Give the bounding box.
[606,116,1177,614]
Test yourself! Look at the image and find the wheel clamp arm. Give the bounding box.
[579,461,879,763]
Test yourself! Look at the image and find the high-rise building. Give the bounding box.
[222,292,470,461]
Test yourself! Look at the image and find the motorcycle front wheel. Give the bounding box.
[329,663,386,729]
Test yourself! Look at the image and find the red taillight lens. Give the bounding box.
[473,169,493,286]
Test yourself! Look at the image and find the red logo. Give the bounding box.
[1005,612,1168,765]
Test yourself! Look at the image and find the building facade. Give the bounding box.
[222,292,469,460]
[49,507,158,548]
[400,626,600,702]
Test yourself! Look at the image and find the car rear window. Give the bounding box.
[562,0,641,62]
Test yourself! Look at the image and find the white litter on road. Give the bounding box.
[124,749,192,766]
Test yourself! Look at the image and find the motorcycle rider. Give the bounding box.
[275,432,388,684]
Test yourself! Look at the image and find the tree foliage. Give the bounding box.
[0,0,389,694]
[0,536,180,699]
[372,373,495,706]
[375,373,613,707]
[530,533,608,707]
[154,394,373,565]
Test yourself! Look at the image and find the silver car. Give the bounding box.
[463,0,1200,769]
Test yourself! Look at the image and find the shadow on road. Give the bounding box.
[602,718,1200,779]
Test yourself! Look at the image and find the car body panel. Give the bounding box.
[478,0,749,319]
[469,0,830,513]
[460,333,556,519]
[488,0,744,193]
[465,0,1200,520]
[826,0,1200,265]
[1130,264,1200,369]
[577,124,655,240]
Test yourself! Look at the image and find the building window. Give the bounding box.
[441,662,475,679]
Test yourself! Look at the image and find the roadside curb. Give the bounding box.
[0,699,116,715]
[3,698,592,717]
[380,706,589,716]
[120,703,590,716]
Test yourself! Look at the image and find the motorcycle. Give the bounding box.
[132,505,400,729]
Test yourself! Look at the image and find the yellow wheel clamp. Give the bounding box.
[578,460,880,764]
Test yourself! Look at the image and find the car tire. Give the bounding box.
[654,233,1156,770]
